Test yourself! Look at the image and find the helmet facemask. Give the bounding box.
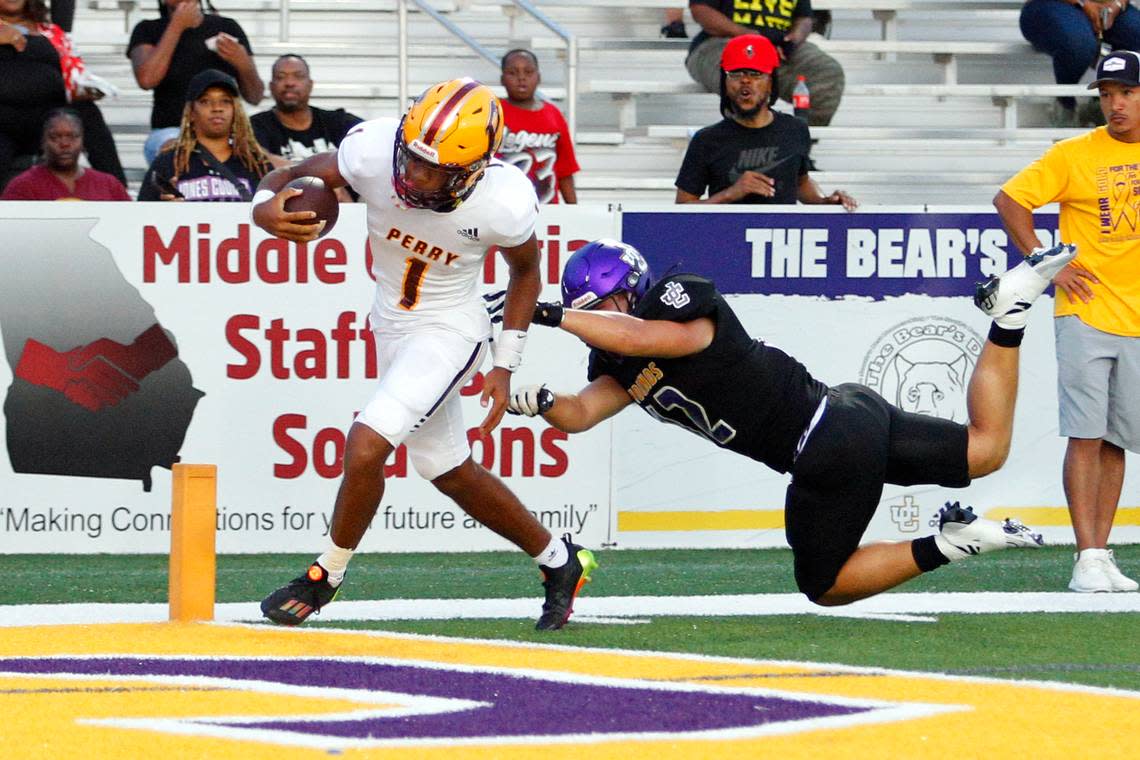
[392,123,487,212]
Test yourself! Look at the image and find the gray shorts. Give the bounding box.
[1055,315,1140,452]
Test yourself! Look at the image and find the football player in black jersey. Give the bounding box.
[510,238,1077,606]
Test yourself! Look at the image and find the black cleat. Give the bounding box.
[535,534,598,631]
[260,562,341,626]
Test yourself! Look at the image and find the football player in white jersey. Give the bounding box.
[250,78,597,631]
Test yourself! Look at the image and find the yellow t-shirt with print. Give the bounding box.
[1001,127,1140,336]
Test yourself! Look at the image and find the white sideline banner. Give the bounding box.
[0,203,1135,553]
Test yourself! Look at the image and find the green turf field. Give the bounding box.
[7,546,1139,692]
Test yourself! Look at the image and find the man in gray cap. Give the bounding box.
[994,50,1140,594]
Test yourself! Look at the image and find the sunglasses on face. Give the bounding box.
[726,70,770,82]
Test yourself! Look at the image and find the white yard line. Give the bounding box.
[5,591,1140,627]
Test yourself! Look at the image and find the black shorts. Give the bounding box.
[785,383,970,601]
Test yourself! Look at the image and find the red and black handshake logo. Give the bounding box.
[14,324,176,412]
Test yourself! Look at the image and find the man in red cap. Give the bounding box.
[675,34,855,208]
[685,0,844,126]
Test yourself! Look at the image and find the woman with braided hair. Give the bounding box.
[139,68,270,201]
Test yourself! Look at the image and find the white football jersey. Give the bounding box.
[338,118,539,341]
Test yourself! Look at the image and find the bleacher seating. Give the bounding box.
[69,0,1099,204]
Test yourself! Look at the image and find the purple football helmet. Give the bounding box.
[561,239,652,310]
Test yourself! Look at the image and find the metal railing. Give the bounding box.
[275,0,577,139]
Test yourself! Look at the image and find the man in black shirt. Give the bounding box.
[128,0,263,164]
[676,35,854,208]
[252,54,363,162]
[251,54,362,201]
[509,238,1078,606]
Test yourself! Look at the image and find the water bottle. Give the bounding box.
[793,75,811,122]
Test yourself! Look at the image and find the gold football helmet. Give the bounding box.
[393,78,504,211]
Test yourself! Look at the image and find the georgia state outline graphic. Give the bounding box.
[0,218,202,491]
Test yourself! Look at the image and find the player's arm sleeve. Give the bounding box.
[335,120,382,190]
[488,168,540,247]
[675,133,710,197]
[1000,141,1070,210]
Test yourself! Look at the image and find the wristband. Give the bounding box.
[492,329,527,372]
[250,189,275,222]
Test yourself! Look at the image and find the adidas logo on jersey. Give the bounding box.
[457,227,479,242]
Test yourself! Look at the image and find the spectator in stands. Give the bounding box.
[251,53,362,201]
[1021,0,1140,126]
[128,0,263,165]
[138,68,270,201]
[675,34,855,209]
[662,9,687,39]
[686,0,844,126]
[994,50,1140,594]
[497,48,579,204]
[2,108,130,199]
[0,0,126,191]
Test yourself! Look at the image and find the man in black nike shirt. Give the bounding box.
[509,239,1075,606]
[676,34,854,208]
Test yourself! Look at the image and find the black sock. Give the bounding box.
[988,322,1024,348]
[911,535,950,572]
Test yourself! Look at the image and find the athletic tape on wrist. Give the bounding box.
[250,189,275,223]
[492,330,528,372]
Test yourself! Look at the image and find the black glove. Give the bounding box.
[532,301,564,327]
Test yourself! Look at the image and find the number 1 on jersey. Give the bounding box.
[400,257,429,310]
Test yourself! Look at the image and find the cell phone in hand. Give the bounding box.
[151,174,184,199]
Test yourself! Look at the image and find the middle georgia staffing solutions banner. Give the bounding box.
[613,206,1139,548]
[0,202,617,553]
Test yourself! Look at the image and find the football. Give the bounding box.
[283,176,339,237]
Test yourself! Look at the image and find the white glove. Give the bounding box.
[508,384,554,416]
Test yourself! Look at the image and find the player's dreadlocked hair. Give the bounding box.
[167,97,272,180]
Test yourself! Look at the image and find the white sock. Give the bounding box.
[1077,548,1108,562]
[317,543,354,587]
[534,535,568,568]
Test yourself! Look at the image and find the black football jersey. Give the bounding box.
[587,274,828,473]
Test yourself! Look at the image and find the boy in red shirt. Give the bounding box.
[497,49,579,204]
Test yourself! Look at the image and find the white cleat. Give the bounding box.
[1070,549,1139,592]
[974,243,1078,329]
[1070,551,1114,593]
[934,501,1044,562]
